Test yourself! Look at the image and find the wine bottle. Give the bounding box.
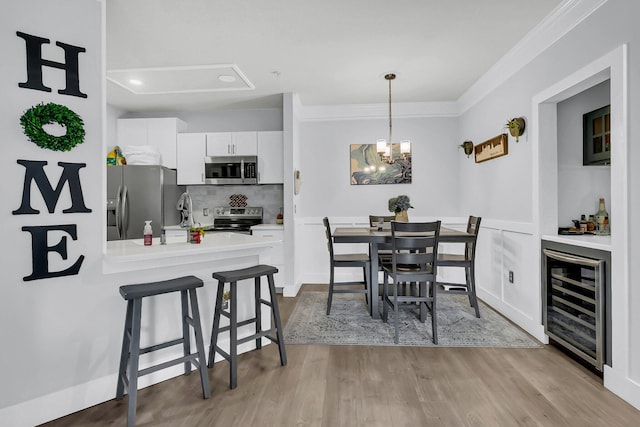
[594,198,609,234]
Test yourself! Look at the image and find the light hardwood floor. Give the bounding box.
[43,284,640,427]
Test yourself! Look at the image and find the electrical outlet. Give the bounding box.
[203,208,209,216]
[508,271,514,283]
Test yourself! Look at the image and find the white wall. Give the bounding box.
[456,0,639,410]
[298,116,460,218]
[1,0,105,418]
[557,79,611,226]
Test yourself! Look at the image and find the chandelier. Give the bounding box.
[377,73,411,164]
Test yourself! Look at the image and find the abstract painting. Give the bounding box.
[350,143,412,185]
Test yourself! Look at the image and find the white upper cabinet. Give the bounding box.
[206,131,257,156]
[116,117,186,169]
[176,133,206,185]
[257,131,284,184]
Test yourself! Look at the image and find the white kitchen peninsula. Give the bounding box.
[102,232,283,394]
[104,232,280,273]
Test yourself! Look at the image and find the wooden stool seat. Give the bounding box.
[116,275,210,427]
[208,264,287,389]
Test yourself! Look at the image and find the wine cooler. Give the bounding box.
[542,241,611,371]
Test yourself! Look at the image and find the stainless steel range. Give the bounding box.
[207,206,263,234]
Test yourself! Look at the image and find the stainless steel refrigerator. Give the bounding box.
[106,165,183,240]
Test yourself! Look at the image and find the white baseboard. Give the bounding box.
[478,289,547,343]
[604,366,640,410]
[283,280,303,297]
[0,337,264,426]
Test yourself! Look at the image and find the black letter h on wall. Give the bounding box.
[16,31,87,98]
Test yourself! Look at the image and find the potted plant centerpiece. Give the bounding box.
[388,195,413,222]
[189,226,205,244]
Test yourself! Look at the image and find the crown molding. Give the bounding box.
[298,101,459,122]
[457,0,608,114]
[298,0,607,121]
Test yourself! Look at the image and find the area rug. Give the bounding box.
[284,291,541,348]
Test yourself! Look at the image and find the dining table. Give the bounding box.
[332,224,475,319]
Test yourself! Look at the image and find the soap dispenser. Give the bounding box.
[143,220,153,246]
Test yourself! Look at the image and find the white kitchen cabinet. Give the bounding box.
[206,131,257,156]
[251,226,285,289]
[176,133,206,185]
[116,117,186,169]
[257,131,284,184]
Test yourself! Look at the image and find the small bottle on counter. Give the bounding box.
[587,215,595,232]
[143,220,153,246]
[579,215,588,233]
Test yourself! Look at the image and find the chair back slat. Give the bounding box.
[322,217,335,259]
[390,220,441,281]
[465,216,482,260]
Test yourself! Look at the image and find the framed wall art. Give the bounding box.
[350,143,412,185]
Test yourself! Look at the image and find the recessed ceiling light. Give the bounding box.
[218,74,236,83]
[128,79,143,86]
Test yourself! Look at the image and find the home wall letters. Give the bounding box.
[14,31,90,281]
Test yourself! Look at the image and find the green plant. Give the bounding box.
[505,117,525,142]
[189,226,205,237]
[459,140,474,157]
[20,102,85,151]
[388,195,413,213]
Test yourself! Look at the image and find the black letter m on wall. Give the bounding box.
[13,160,92,215]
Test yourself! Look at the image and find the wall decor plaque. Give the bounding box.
[475,133,508,163]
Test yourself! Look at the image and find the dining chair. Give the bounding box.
[381,220,441,344]
[436,216,482,318]
[368,214,395,260]
[369,215,401,296]
[323,217,371,315]
[368,215,395,228]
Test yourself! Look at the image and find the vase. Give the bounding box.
[395,210,409,222]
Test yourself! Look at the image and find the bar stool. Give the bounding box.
[207,264,287,389]
[116,276,210,427]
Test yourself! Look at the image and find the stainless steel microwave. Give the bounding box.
[204,155,258,184]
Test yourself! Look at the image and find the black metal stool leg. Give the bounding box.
[126,299,143,427]
[188,288,211,399]
[255,276,262,350]
[267,273,287,366]
[229,281,238,389]
[207,281,225,368]
[116,300,133,400]
[181,290,192,375]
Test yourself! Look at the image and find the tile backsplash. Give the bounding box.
[186,185,284,224]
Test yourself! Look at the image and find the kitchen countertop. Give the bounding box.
[164,223,214,231]
[541,233,611,251]
[251,223,284,231]
[104,232,282,273]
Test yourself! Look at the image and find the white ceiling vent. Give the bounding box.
[106,64,254,95]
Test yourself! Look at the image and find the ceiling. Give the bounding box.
[106,0,563,112]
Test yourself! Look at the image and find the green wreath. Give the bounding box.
[20,102,85,152]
